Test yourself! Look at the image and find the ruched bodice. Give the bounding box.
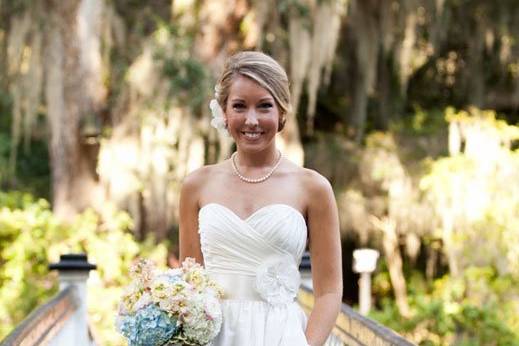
[198,203,310,346]
[199,203,307,275]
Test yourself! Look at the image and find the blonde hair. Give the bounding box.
[215,51,291,131]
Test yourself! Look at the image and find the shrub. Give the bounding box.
[0,191,168,345]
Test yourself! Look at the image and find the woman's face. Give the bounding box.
[225,75,280,152]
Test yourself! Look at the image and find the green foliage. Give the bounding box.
[278,0,311,17]
[420,108,519,275]
[371,270,519,345]
[0,131,50,199]
[0,88,50,198]
[0,0,33,16]
[389,107,448,136]
[370,109,519,345]
[0,191,168,345]
[0,133,10,185]
[136,21,210,113]
[159,47,208,112]
[0,90,12,185]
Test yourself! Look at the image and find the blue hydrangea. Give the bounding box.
[157,270,182,285]
[117,304,178,346]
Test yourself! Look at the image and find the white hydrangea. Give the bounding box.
[182,293,223,345]
[152,280,193,315]
[121,281,144,314]
[133,291,152,311]
[116,257,225,346]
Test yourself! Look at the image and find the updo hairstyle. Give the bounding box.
[215,51,291,131]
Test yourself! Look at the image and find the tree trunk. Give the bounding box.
[383,225,410,317]
[375,51,391,129]
[350,0,379,143]
[426,241,439,283]
[372,216,411,317]
[44,0,105,220]
[466,30,485,107]
[0,4,7,94]
[351,71,369,143]
[441,209,460,277]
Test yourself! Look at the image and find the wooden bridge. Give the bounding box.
[0,253,415,346]
[298,284,415,346]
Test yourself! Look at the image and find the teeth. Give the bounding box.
[243,132,261,139]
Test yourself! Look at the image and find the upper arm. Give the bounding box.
[179,169,204,265]
[305,170,343,297]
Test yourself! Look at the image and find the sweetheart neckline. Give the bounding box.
[199,202,306,223]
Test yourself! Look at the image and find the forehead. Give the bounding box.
[228,74,273,100]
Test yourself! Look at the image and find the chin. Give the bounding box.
[237,132,273,146]
[238,137,264,147]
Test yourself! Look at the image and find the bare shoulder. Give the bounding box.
[182,166,208,192]
[297,167,339,242]
[294,166,334,202]
[181,163,222,201]
[183,161,228,185]
[302,167,332,190]
[279,159,333,211]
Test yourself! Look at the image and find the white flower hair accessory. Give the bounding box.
[254,253,301,306]
[209,85,229,136]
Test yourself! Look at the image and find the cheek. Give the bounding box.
[226,116,242,131]
[259,114,278,127]
[272,111,281,129]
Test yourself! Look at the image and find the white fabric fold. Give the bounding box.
[209,300,309,346]
[209,272,262,301]
[198,203,309,346]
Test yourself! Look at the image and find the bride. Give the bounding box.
[179,51,342,346]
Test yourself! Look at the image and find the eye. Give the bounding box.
[258,102,273,109]
[232,103,246,111]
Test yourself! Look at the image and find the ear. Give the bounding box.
[278,114,286,132]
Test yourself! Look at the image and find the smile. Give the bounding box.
[241,131,264,139]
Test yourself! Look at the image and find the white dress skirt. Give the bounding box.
[198,203,310,346]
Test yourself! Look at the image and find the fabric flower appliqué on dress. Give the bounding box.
[209,99,229,136]
[254,254,301,306]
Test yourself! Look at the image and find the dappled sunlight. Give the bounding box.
[98,138,141,202]
[1,0,519,344]
[418,110,519,336]
[127,47,158,97]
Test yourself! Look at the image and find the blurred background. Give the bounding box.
[0,0,518,345]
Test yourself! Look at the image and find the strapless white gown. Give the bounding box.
[198,203,310,346]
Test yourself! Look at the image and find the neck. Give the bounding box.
[234,147,279,168]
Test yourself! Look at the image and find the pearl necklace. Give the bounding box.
[231,151,283,183]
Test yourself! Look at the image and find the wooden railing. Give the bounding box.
[0,287,77,346]
[297,283,416,346]
[4,253,412,346]
[0,254,97,346]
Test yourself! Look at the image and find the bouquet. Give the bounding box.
[116,257,225,346]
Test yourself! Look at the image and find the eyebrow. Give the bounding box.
[229,97,274,102]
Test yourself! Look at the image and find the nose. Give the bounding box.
[244,109,259,126]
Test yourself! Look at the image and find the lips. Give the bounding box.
[241,131,264,140]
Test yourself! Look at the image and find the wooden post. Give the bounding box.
[353,248,379,316]
[48,254,96,345]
